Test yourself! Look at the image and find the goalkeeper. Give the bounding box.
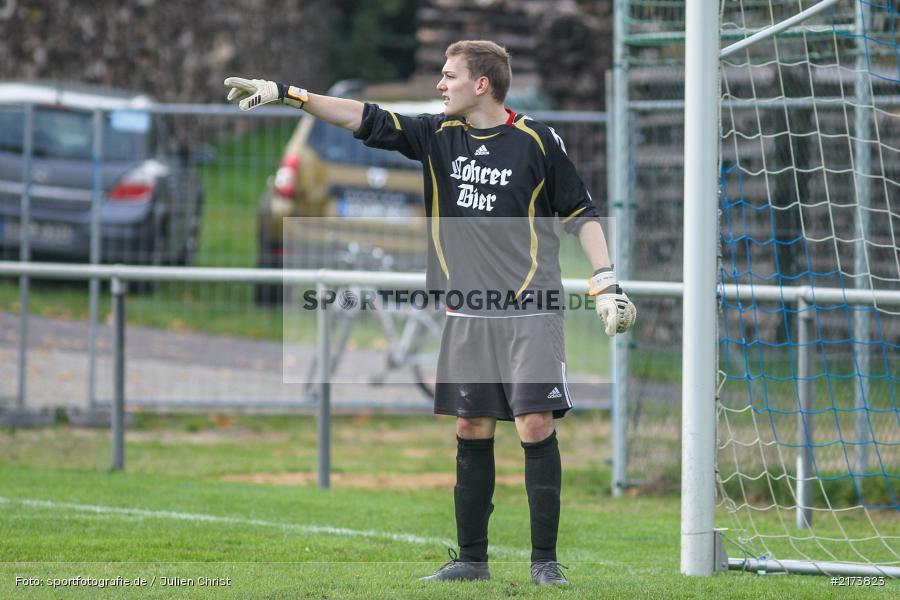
[225,39,635,587]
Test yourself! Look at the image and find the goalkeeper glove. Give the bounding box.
[588,267,637,336]
[223,77,308,111]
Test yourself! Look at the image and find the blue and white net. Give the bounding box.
[718,0,900,573]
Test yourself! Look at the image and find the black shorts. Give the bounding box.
[434,313,573,421]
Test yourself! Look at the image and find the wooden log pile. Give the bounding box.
[414,0,613,110]
[416,0,540,76]
[0,0,336,103]
[534,1,612,110]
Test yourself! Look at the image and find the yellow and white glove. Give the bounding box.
[588,267,637,336]
[224,77,308,111]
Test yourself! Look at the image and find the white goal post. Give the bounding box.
[681,0,722,578]
[683,0,900,578]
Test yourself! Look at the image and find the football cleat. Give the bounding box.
[419,548,490,582]
[531,561,568,585]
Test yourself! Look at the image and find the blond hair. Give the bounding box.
[445,40,512,103]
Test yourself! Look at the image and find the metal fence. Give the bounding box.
[7,257,893,513]
[0,262,630,482]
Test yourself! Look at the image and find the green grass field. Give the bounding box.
[1,413,894,599]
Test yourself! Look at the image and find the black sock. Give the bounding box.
[455,436,495,563]
[522,430,561,563]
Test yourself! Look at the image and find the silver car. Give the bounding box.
[0,81,204,264]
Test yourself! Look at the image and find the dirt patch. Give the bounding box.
[124,428,294,445]
[220,471,524,490]
[334,424,452,445]
[400,447,437,459]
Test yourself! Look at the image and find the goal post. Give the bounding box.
[681,0,722,577]
[684,0,900,577]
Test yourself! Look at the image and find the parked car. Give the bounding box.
[0,81,205,266]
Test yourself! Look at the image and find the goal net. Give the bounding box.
[717,0,900,575]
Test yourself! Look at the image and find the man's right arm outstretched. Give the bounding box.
[226,75,440,162]
[224,76,365,131]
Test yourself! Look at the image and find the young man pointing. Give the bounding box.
[225,40,636,586]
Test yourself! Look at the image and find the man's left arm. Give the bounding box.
[577,220,612,272]
[542,125,637,336]
[579,220,636,337]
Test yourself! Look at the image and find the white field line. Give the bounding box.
[0,496,544,560]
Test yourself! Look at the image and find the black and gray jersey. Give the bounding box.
[353,103,600,315]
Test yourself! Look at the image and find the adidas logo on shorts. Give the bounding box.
[547,387,562,399]
[474,144,490,156]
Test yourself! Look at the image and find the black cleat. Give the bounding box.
[531,561,568,585]
[419,548,490,582]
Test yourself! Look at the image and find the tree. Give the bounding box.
[329,0,423,85]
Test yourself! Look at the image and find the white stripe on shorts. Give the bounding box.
[560,361,573,408]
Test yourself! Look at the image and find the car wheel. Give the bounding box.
[176,197,203,266]
[129,216,163,294]
[254,230,283,306]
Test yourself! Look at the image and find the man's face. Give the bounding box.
[437,55,480,117]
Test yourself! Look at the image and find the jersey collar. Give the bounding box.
[459,108,518,136]
[459,107,519,131]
